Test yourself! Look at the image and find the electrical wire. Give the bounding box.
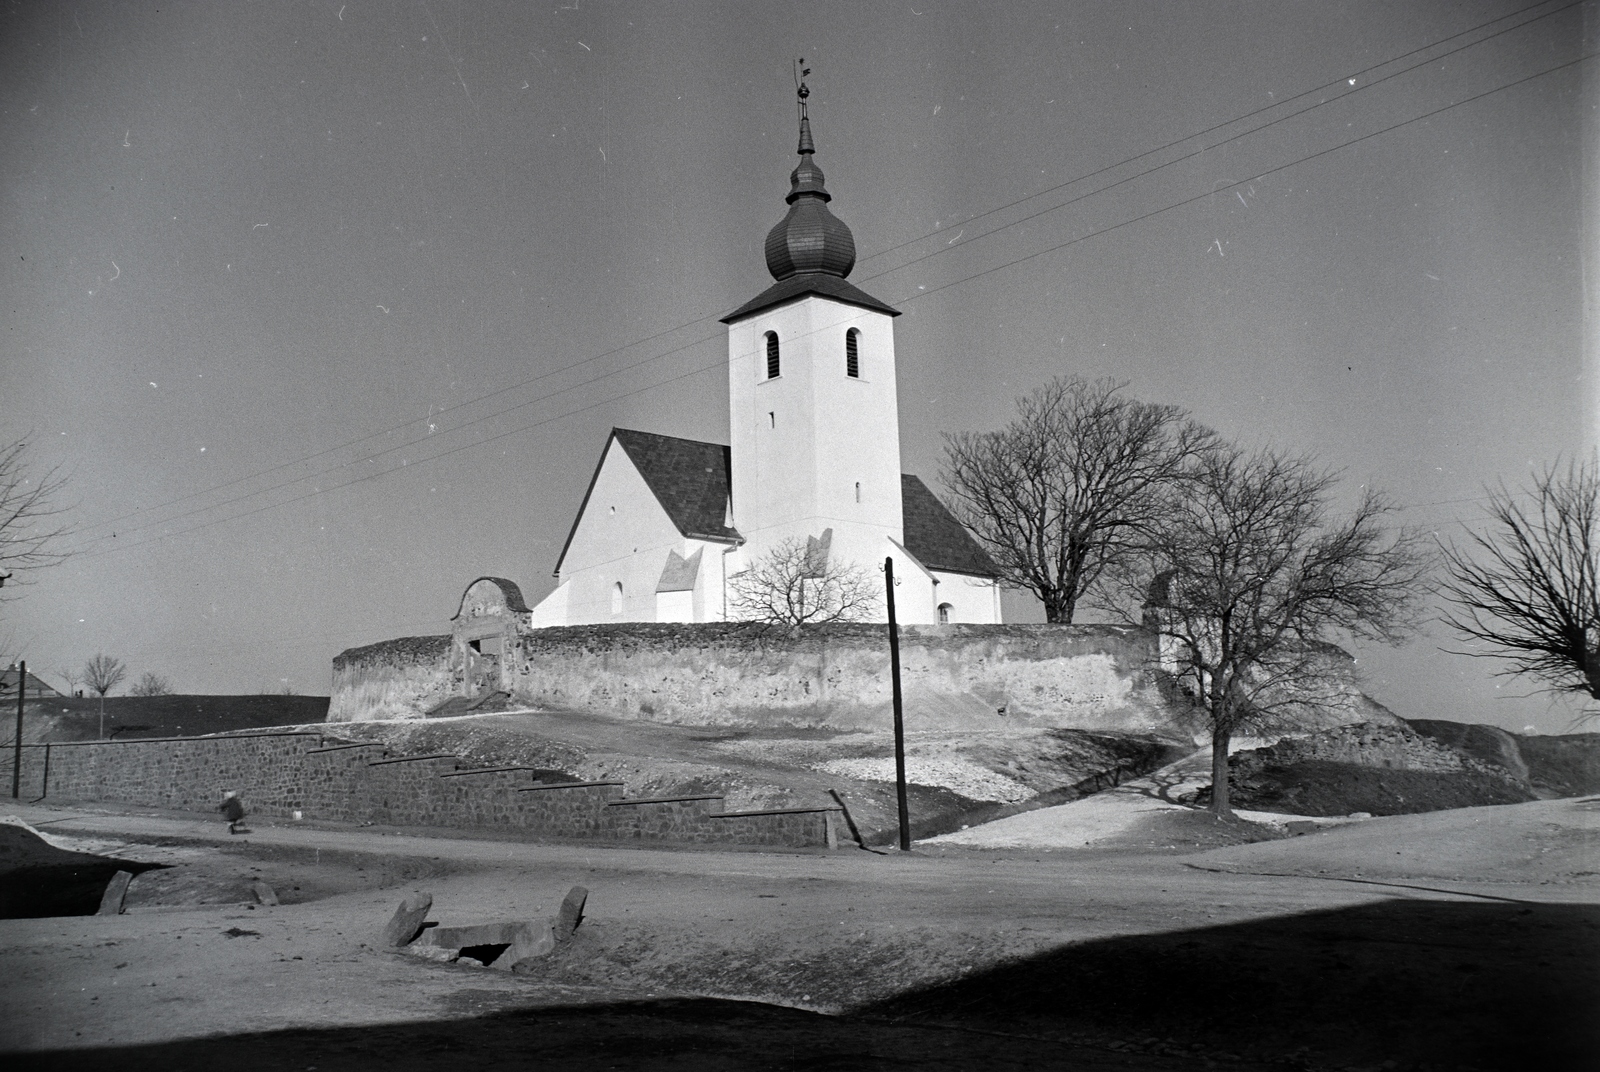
[59,0,1574,553]
[70,45,1592,561]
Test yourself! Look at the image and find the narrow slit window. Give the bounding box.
[855,481,861,503]
[611,581,624,615]
[765,331,780,379]
[769,411,776,428]
[845,328,860,378]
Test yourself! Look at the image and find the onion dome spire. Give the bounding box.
[764,64,857,281]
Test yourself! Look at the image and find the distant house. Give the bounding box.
[1,664,62,700]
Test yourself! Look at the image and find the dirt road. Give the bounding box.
[1,799,1595,1070]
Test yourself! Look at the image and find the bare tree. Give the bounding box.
[942,376,1213,623]
[83,654,126,697]
[83,653,126,739]
[1439,457,1600,709]
[129,671,174,697]
[0,436,72,606]
[730,536,879,625]
[56,665,81,697]
[1123,446,1430,816]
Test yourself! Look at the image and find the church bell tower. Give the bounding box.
[720,73,905,575]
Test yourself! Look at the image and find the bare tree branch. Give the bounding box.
[1438,457,1600,708]
[941,376,1213,622]
[129,671,173,696]
[1111,445,1431,816]
[83,653,127,697]
[730,537,880,625]
[0,435,73,606]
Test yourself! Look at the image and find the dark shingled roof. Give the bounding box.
[555,433,995,581]
[1,666,61,698]
[614,430,740,542]
[555,429,739,577]
[900,474,999,578]
[721,272,900,324]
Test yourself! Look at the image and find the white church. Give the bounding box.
[528,87,1003,628]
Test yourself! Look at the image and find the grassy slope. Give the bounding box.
[18,695,331,743]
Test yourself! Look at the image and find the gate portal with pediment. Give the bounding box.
[449,577,533,697]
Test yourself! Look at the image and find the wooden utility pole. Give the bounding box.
[883,558,910,851]
[12,659,24,799]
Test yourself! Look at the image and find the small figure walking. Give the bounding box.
[219,790,247,835]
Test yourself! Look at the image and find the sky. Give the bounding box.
[0,0,1590,731]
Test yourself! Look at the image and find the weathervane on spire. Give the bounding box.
[793,59,814,155]
[794,58,811,123]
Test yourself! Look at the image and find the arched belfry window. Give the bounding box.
[765,332,780,379]
[845,328,860,378]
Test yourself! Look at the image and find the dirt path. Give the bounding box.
[1,800,1596,1070]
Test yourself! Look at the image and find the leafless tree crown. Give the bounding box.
[1439,457,1600,707]
[0,436,72,605]
[129,671,174,697]
[729,538,880,625]
[1123,445,1430,815]
[83,653,127,697]
[941,376,1213,623]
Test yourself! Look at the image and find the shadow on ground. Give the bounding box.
[11,899,1597,1071]
[870,897,1600,1071]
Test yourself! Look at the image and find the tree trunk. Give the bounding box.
[1210,722,1232,818]
[1042,589,1076,623]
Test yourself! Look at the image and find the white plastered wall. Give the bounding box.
[727,294,903,582]
[929,570,1003,624]
[538,443,693,624]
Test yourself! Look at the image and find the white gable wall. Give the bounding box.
[727,295,903,579]
[550,442,693,624]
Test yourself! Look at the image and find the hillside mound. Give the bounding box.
[1199,721,1531,816]
[318,708,1190,844]
[21,695,330,742]
[1407,718,1600,797]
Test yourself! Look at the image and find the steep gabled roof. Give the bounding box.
[721,271,900,324]
[900,474,1000,578]
[1,666,61,698]
[554,429,740,577]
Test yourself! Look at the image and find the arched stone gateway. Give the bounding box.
[450,577,532,698]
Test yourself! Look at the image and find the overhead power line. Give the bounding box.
[68,31,1589,560]
[62,0,1573,555]
[854,0,1578,275]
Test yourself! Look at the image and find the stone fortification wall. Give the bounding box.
[330,622,1173,733]
[11,732,835,848]
[329,635,454,722]
[512,623,1168,733]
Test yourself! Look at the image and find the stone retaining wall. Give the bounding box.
[11,732,836,849]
